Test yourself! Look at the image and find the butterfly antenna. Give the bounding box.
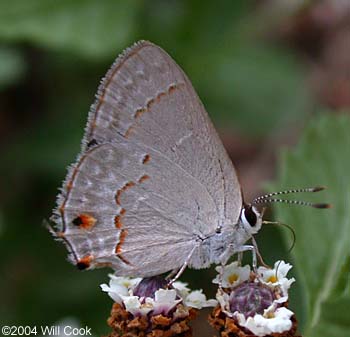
[275,260,283,280]
[253,186,325,201]
[263,220,296,253]
[252,186,331,209]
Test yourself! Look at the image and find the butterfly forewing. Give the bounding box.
[52,41,242,276]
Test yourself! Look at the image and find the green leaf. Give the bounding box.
[0,0,140,59]
[272,114,350,336]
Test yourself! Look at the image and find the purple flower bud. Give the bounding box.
[229,282,274,317]
[133,276,168,300]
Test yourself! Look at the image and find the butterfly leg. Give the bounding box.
[219,244,257,270]
[235,245,257,271]
[251,236,269,268]
[167,244,197,286]
[237,252,243,265]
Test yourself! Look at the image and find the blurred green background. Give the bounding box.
[1,0,350,336]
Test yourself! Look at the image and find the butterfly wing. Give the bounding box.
[52,41,242,276]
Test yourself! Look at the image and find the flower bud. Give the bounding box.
[133,276,168,300]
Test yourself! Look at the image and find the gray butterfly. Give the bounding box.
[51,41,328,279]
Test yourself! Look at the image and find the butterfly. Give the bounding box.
[50,41,328,280]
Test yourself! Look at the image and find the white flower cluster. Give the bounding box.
[214,260,295,337]
[100,275,217,317]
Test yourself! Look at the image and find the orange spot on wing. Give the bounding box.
[135,107,146,119]
[77,255,93,270]
[115,207,126,229]
[126,83,185,139]
[116,229,128,254]
[125,181,135,188]
[125,126,133,138]
[115,182,136,205]
[168,84,177,93]
[142,154,151,164]
[138,175,150,183]
[72,214,97,230]
[146,97,155,109]
[115,190,122,205]
[115,229,130,264]
[156,92,166,101]
[114,215,122,229]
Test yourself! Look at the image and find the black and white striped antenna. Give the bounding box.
[252,186,331,209]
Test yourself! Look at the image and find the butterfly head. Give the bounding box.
[240,204,263,235]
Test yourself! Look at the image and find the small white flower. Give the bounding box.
[173,281,217,309]
[109,274,142,287]
[147,289,181,315]
[258,260,295,295]
[213,261,250,288]
[235,306,294,337]
[172,281,191,298]
[100,275,141,303]
[122,295,153,316]
[184,290,217,309]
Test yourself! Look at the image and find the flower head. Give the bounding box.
[209,260,298,337]
[102,274,217,337]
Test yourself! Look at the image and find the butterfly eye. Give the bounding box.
[244,206,258,227]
